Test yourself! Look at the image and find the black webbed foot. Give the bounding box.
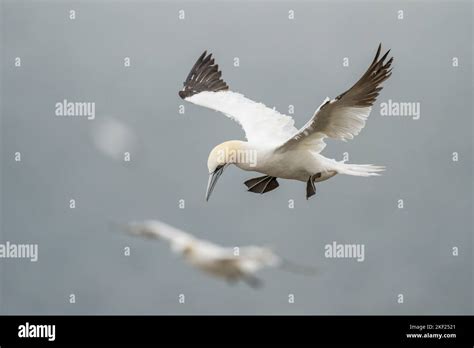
[306,173,321,200]
[306,177,316,199]
[244,175,279,194]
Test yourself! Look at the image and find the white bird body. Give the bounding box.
[185,244,278,280]
[180,45,393,199]
[233,144,339,182]
[127,220,285,287]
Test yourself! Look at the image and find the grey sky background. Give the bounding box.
[1,0,472,314]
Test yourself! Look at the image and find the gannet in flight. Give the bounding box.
[127,220,315,288]
[179,44,393,200]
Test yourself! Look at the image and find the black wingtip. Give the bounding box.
[372,43,382,64]
[179,50,229,99]
[199,51,208,64]
[380,49,391,63]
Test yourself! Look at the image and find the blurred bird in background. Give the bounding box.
[125,219,316,288]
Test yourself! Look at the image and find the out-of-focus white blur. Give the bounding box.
[91,117,137,161]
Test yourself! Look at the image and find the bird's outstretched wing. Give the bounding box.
[127,220,229,256]
[179,51,298,145]
[127,220,195,244]
[276,44,393,153]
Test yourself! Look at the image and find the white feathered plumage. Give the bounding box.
[127,220,314,288]
[179,45,393,200]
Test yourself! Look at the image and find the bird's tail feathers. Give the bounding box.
[337,163,385,177]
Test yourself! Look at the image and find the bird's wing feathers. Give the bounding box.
[180,51,298,145]
[276,44,393,153]
[127,220,195,244]
[178,51,229,99]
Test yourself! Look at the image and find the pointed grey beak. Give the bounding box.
[205,166,225,201]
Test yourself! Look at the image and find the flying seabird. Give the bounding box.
[126,220,316,288]
[179,44,393,200]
